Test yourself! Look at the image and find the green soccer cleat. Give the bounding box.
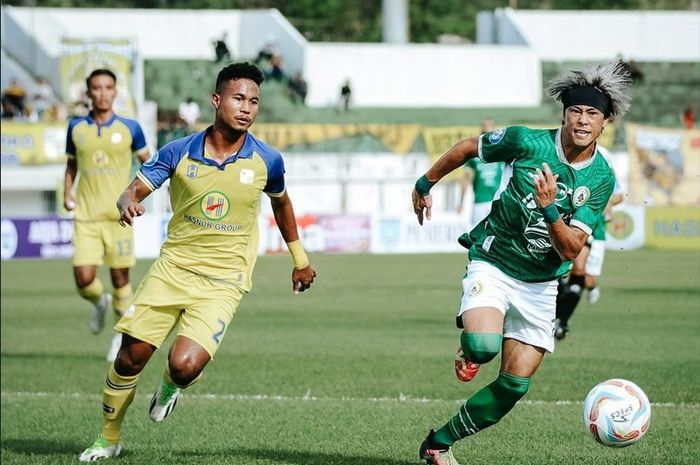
[149,380,180,422]
[419,429,461,465]
[78,435,122,462]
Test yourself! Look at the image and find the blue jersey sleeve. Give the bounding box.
[137,142,180,191]
[129,122,147,152]
[263,152,286,195]
[65,118,79,156]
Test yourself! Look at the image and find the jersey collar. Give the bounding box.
[555,127,598,170]
[86,112,116,127]
[188,126,255,168]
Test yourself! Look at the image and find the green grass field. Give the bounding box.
[2,250,699,465]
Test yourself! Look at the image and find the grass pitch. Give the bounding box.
[2,250,699,464]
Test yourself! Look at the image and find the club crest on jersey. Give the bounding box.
[187,164,198,178]
[92,150,109,166]
[468,281,482,296]
[143,151,159,167]
[573,186,591,207]
[488,128,506,144]
[240,168,254,184]
[110,133,123,144]
[200,191,230,220]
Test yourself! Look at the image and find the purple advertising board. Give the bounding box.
[1,217,74,260]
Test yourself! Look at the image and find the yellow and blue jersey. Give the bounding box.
[67,113,147,221]
[137,128,285,291]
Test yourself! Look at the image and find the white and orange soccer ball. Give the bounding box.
[583,378,651,447]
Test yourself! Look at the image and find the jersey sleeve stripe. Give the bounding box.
[266,189,286,198]
[136,171,156,192]
[570,219,593,235]
[477,134,487,163]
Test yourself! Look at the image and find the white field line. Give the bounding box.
[1,390,697,409]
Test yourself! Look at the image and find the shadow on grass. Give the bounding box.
[175,446,417,465]
[2,438,85,456]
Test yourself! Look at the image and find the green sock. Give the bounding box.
[434,371,531,446]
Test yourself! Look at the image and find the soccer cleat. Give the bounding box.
[454,346,480,382]
[588,286,601,304]
[149,380,181,422]
[554,320,570,341]
[419,429,461,465]
[78,435,122,462]
[90,293,112,335]
[106,333,122,363]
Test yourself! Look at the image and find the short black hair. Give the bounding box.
[215,62,264,93]
[86,69,117,89]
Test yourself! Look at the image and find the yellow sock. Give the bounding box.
[78,278,104,305]
[164,365,203,389]
[112,284,133,323]
[101,364,139,444]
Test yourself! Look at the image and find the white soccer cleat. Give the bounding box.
[90,293,112,335]
[149,381,181,422]
[588,286,601,304]
[106,333,122,363]
[78,435,122,462]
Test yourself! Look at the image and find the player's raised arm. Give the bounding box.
[116,177,152,227]
[533,162,589,260]
[412,137,479,225]
[269,191,317,294]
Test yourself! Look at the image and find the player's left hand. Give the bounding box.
[292,265,317,294]
[412,189,432,225]
[533,162,559,208]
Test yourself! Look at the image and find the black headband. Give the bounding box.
[561,86,612,117]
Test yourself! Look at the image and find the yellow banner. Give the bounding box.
[626,124,700,206]
[60,38,136,118]
[250,124,422,154]
[0,122,66,165]
[645,206,700,250]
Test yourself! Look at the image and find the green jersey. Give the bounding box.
[459,126,615,282]
[465,158,504,203]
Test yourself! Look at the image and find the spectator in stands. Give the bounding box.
[255,38,278,65]
[213,32,232,63]
[681,105,696,129]
[265,54,285,82]
[31,76,54,121]
[339,79,352,112]
[3,79,27,117]
[618,57,643,83]
[1,96,21,119]
[178,97,201,130]
[287,71,308,105]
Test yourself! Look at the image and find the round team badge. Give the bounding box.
[200,191,230,220]
[573,186,591,207]
[488,129,506,144]
[144,151,159,167]
[468,281,482,297]
[92,150,109,167]
[111,133,123,144]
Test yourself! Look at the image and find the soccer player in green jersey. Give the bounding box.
[78,62,317,462]
[64,69,150,363]
[456,119,504,228]
[412,61,632,465]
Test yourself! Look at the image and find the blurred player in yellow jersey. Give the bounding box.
[63,69,150,363]
[79,62,317,462]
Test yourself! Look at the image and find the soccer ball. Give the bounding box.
[582,378,651,447]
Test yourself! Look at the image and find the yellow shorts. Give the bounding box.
[72,220,135,268]
[115,257,244,358]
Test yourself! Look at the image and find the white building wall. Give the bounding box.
[304,43,541,108]
[494,8,700,62]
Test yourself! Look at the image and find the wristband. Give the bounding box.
[287,240,310,269]
[415,175,435,196]
[540,203,560,224]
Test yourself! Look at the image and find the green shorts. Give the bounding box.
[115,257,244,358]
[72,220,135,268]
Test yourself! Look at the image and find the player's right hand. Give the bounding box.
[64,195,76,211]
[412,188,432,225]
[118,202,145,227]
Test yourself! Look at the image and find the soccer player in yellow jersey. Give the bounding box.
[64,69,150,363]
[79,62,317,462]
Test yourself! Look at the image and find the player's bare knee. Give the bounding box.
[168,357,204,387]
[460,332,502,364]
